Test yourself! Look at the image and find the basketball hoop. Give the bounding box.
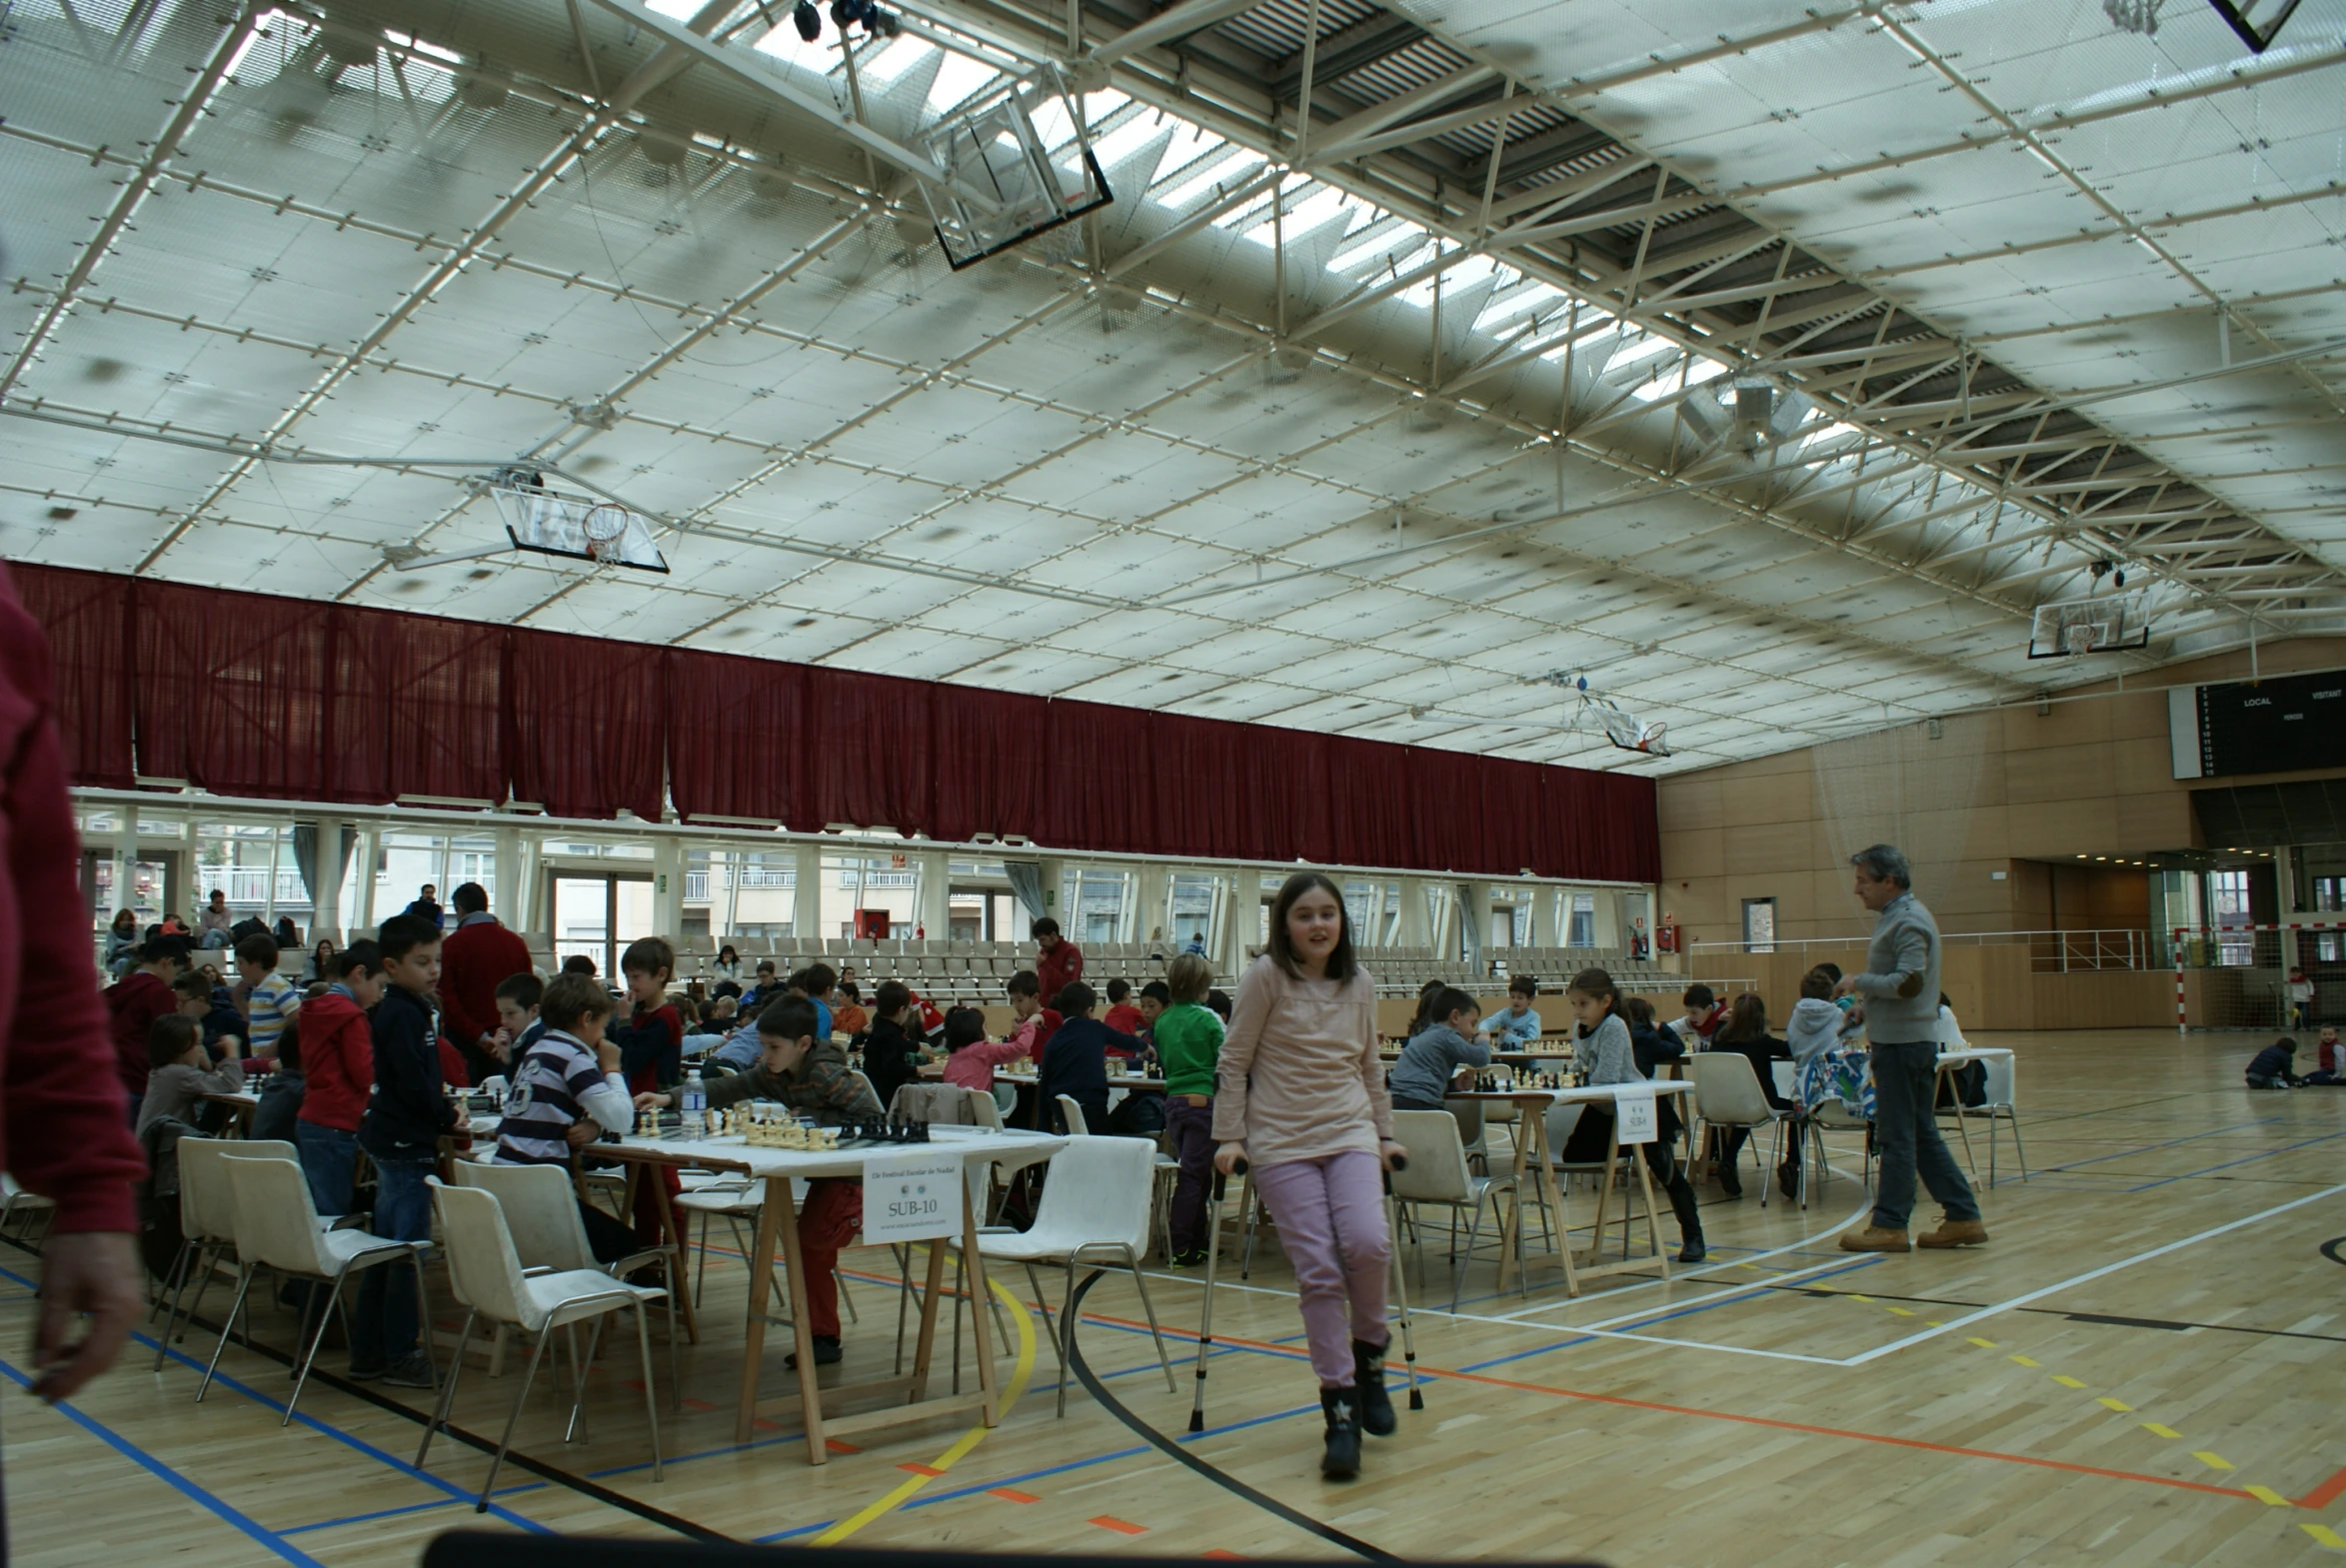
[2104,0,2162,33]
[581,503,628,563]
[488,482,669,574]
[2028,590,2151,659]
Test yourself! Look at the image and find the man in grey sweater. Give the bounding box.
[1833,844,1987,1253]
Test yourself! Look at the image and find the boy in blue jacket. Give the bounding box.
[353,913,458,1387]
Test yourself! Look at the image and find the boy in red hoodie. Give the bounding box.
[296,940,383,1217]
[105,935,188,1126]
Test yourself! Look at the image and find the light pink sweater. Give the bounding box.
[1210,954,1391,1167]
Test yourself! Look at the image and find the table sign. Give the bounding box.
[1615,1084,1658,1144]
[861,1145,966,1244]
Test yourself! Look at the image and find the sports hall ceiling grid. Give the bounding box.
[2,0,2341,774]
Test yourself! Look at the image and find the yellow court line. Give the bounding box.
[811,1271,1041,1546]
[2051,1375,2088,1389]
[2302,1522,2346,1549]
[2245,1485,2292,1507]
[2097,1397,2133,1412]
[2143,1423,2181,1439]
[2195,1451,2236,1471]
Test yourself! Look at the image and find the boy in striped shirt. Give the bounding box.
[235,933,300,1057]
[494,972,640,1262]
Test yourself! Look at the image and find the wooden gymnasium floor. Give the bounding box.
[6,1027,2345,1568]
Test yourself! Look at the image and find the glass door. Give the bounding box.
[548,871,655,979]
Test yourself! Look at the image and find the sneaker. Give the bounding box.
[1168,1248,1210,1268]
[1351,1339,1395,1437]
[786,1335,843,1370]
[345,1360,387,1383]
[382,1355,437,1389]
[1916,1219,1989,1249]
[1837,1225,1911,1253]
[1318,1387,1361,1480]
[1776,1160,1801,1201]
[1676,1240,1707,1264]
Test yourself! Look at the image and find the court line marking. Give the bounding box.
[2125,1131,2346,1191]
[809,1271,1039,1545]
[1843,1180,2346,1365]
[2042,1117,2283,1172]
[0,1358,330,1568]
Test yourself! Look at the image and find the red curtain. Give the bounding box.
[930,685,1049,844]
[803,668,935,835]
[507,627,666,821]
[664,648,806,824]
[328,604,506,804]
[8,566,1660,881]
[135,580,336,798]
[6,563,135,787]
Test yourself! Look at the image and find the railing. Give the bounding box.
[1690,928,2153,973]
[684,869,799,900]
[201,868,310,905]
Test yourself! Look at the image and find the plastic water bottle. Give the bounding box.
[681,1068,707,1138]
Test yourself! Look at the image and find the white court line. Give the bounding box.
[1841,1178,2346,1366]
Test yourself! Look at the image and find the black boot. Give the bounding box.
[1352,1339,1395,1437]
[1319,1386,1361,1479]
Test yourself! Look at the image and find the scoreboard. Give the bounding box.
[2172,671,2346,779]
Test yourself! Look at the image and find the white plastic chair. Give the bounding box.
[0,1174,55,1250]
[973,1135,1176,1416]
[1957,1053,2029,1187]
[1801,1097,1876,1204]
[417,1178,664,1508]
[151,1136,297,1369]
[454,1161,681,1400]
[1688,1053,1791,1207]
[1055,1093,1089,1135]
[197,1156,433,1420]
[1389,1109,1517,1310]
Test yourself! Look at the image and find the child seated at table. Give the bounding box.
[1387,986,1488,1112]
[940,1006,1028,1114]
[1554,968,1705,1264]
[1103,977,1146,1036]
[860,980,931,1116]
[1041,982,1144,1134]
[496,971,641,1262]
[251,1017,306,1144]
[636,997,883,1368]
[1477,974,1544,1051]
[136,1013,244,1138]
[171,968,246,1055]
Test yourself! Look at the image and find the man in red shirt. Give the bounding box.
[1034,916,1083,1009]
[1,567,147,1405]
[439,880,535,1082]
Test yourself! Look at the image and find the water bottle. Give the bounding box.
[681,1068,707,1138]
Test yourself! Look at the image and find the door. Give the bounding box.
[1741,896,1777,954]
[548,871,655,978]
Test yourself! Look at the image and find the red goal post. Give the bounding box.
[2170,921,2345,1033]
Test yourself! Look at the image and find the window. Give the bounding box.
[1742,897,1777,954]
[1566,893,1595,948]
[2210,869,2254,966]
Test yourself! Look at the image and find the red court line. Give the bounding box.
[1090,1516,1148,1535]
[899,1463,946,1478]
[826,1439,862,1454]
[988,1488,1039,1504]
[1202,1551,1245,1559]
[2299,1462,2346,1510]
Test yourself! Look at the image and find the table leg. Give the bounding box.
[1938,1065,1979,1177]
[773,1180,829,1464]
[645,1165,700,1345]
[960,1182,1001,1426]
[1629,1146,1667,1279]
[905,1235,950,1403]
[734,1175,788,1445]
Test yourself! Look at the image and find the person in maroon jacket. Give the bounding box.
[438,880,535,1084]
[104,936,186,1125]
[0,567,148,1420]
[1033,915,1083,1009]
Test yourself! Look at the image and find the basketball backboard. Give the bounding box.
[2027,590,2149,659]
[490,477,670,574]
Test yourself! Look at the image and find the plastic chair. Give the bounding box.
[197,1156,433,1420]
[0,1174,55,1251]
[1957,1053,2029,1187]
[453,1161,681,1401]
[417,1178,664,1508]
[973,1135,1176,1416]
[151,1136,296,1368]
[1688,1053,1791,1207]
[1389,1109,1517,1309]
[1802,1098,1875,1205]
[1055,1094,1089,1136]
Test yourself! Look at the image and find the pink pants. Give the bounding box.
[1252,1149,1390,1386]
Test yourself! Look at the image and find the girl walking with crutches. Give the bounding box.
[1211,871,1405,1479]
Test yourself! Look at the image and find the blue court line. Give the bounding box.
[2044,1117,2283,1172]
[2127,1128,2346,1191]
[0,1356,330,1568]
[281,1483,545,1536]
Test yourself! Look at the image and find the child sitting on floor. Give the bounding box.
[2245,1037,2303,1089]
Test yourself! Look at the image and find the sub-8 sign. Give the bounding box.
[859,1147,965,1243]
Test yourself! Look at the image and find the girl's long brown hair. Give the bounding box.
[1566,966,1625,1032]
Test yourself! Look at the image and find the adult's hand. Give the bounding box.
[1831,976,1858,999]
[1211,1140,1247,1175]
[31,1231,142,1402]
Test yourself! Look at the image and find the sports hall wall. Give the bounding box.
[1657,637,2346,1030]
[7,561,1658,884]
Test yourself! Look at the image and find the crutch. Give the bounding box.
[1382,1157,1423,1411]
[1186,1158,1249,1433]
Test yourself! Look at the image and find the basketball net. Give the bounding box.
[2063,622,2098,657]
[2104,0,2162,33]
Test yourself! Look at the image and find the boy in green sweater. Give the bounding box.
[1156,953,1225,1265]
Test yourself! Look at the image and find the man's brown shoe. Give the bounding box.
[1917,1220,1989,1248]
[1838,1225,1911,1253]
